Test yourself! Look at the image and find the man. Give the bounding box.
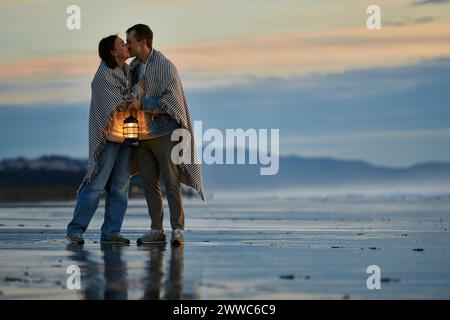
[126,24,205,246]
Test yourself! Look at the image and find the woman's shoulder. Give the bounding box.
[92,61,126,88]
[93,61,112,79]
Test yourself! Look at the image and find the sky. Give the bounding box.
[0,0,450,167]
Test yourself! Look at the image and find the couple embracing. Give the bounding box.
[66,24,205,246]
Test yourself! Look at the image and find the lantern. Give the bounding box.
[123,114,139,146]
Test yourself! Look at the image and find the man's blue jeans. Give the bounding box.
[67,141,132,239]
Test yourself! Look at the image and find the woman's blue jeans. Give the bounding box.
[67,141,132,239]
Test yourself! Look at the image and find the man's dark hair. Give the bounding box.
[98,35,118,69]
[126,24,153,48]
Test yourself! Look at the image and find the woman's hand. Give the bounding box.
[127,99,142,112]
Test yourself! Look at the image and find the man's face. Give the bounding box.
[112,36,130,60]
[126,30,142,58]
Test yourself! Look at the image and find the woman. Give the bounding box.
[66,35,145,245]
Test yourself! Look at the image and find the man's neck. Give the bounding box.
[139,47,152,62]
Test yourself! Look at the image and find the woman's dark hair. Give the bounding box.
[98,35,118,68]
[126,24,153,48]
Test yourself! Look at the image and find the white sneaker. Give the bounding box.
[171,228,184,246]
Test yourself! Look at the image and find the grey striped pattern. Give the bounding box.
[78,61,137,195]
[130,50,206,201]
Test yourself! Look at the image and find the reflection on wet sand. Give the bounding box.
[140,244,184,300]
[165,245,184,300]
[65,244,186,300]
[102,244,128,300]
[3,197,450,299]
[66,244,103,299]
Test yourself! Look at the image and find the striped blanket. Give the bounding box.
[78,61,138,194]
[130,49,206,201]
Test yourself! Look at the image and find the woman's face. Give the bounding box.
[112,36,130,60]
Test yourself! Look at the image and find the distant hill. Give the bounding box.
[1,154,450,201]
[202,155,450,190]
[0,155,194,201]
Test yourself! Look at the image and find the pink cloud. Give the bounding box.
[1,21,450,104]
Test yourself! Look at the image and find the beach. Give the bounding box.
[1,194,450,300]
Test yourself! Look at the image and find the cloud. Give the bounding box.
[384,16,436,26]
[1,20,450,104]
[412,0,450,5]
[4,21,450,80]
[283,129,450,145]
[1,57,450,166]
[0,54,98,79]
[165,21,450,78]
[0,76,92,105]
[0,52,98,104]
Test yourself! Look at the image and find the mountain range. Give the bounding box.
[2,154,450,193]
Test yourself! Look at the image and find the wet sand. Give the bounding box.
[0,195,450,299]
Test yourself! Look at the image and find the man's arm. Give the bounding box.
[141,97,169,115]
[142,97,159,111]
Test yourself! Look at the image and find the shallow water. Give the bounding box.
[1,196,450,299]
